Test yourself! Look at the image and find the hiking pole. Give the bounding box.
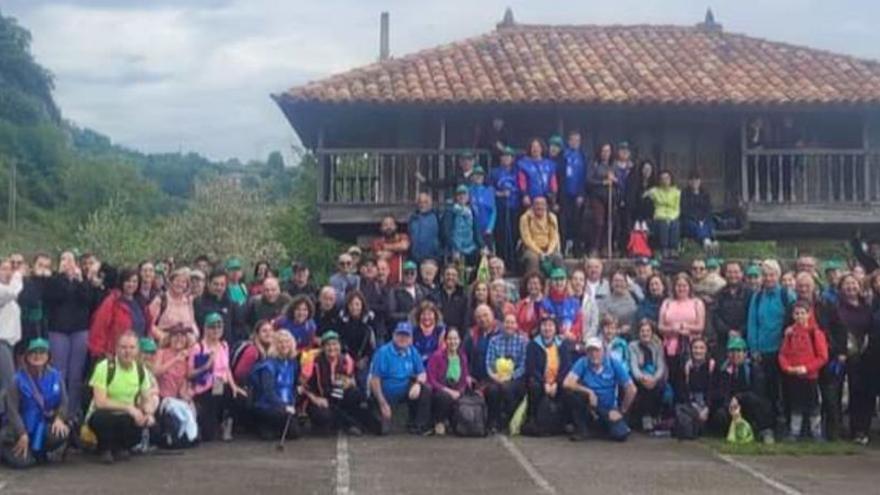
[277,413,294,452]
[606,179,613,260]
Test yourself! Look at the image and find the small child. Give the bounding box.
[778,302,829,441]
[600,314,630,374]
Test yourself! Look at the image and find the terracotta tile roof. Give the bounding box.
[279,23,880,106]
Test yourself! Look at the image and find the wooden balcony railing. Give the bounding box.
[742,149,880,204]
[316,148,491,206]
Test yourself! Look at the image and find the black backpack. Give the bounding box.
[453,392,488,437]
[673,403,702,440]
[533,396,565,437]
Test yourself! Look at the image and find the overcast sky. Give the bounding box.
[3,0,880,161]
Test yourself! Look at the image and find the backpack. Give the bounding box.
[673,403,702,440]
[627,230,652,258]
[453,392,488,437]
[158,397,198,449]
[105,359,146,398]
[533,396,564,436]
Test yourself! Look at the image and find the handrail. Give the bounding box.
[744,148,866,155]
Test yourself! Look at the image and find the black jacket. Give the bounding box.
[194,292,243,342]
[437,286,468,332]
[360,280,389,340]
[711,284,751,353]
[386,285,426,326]
[681,188,712,222]
[524,338,574,387]
[285,281,317,302]
[44,275,98,333]
[315,308,341,338]
[338,310,376,361]
[713,361,766,408]
[626,173,655,222]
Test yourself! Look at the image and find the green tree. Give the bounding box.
[75,195,158,265]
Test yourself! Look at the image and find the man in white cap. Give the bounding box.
[563,337,636,441]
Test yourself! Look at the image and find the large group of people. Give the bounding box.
[0,237,879,469]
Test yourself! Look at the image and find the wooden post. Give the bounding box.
[438,117,447,202]
[316,124,326,203]
[740,117,748,204]
[863,116,871,202]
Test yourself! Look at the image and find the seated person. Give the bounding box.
[1,338,70,468]
[680,172,718,250]
[484,314,528,433]
[519,196,562,274]
[600,314,630,375]
[303,331,368,436]
[541,268,583,341]
[152,324,198,448]
[563,337,636,442]
[87,332,157,464]
[711,336,774,444]
[249,331,300,441]
[426,328,471,436]
[627,320,668,433]
[368,322,431,435]
[523,317,573,436]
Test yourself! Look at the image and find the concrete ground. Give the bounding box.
[1,434,878,495]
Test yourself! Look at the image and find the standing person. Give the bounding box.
[151,267,198,342]
[517,138,558,210]
[515,273,545,338]
[541,268,584,342]
[248,261,271,297]
[643,170,682,259]
[248,331,299,441]
[420,151,477,197]
[285,262,317,301]
[329,254,360,300]
[243,277,291,329]
[746,259,794,432]
[563,337,637,442]
[408,193,443,265]
[488,256,519,304]
[437,265,467,334]
[225,258,248,307]
[468,166,497,251]
[359,259,389,344]
[559,130,588,257]
[188,313,247,442]
[368,322,431,435]
[314,286,341,337]
[626,160,657,232]
[612,142,634,251]
[523,317,573,435]
[189,270,206,300]
[135,261,159,309]
[0,258,23,393]
[275,295,318,350]
[303,331,368,435]
[712,262,751,361]
[598,271,639,336]
[411,301,445,365]
[1,338,70,468]
[519,196,562,275]
[387,261,426,329]
[194,270,243,343]
[681,172,718,252]
[628,320,668,433]
[372,216,411,286]
[44,251,97,418]
[481,116,511,165]
[635,274,667,325]
[338,291,376,381]
[426,328,471,436]
[837,274,874,445]
[778,302,828,441]
[444,185,482,267]
[484,313,528,433]
[18,253,52,345]
[658,274,706,396]
[88,269,151,359]
[585,142,615,257]
[87,332,156,464]
[489,146,521,269]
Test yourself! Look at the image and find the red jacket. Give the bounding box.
[88,290,153,358]
[778,322,828,380]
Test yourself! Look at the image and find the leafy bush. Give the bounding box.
[75,196,158,265]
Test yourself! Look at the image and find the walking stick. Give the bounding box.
[606,180,613,260]
[277,413,294,452]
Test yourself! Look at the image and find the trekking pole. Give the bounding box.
[606,180,614,260]
[277,413,294,452]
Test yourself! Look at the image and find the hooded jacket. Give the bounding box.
[524,335,573,387]
[250,357,298,411]
[408,208,443,263]
[628,337,668,384]
[88,290,153,358]
[468,183,497,235]
[747,285,794,354]
[778,322,829,380]
[443,203,481,256]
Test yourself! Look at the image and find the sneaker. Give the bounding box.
[641,416,654,432]
[434,422,446,436]
[99,450,115,465]
[346,426,363,437]
[854,435,870,446]
[761,429,776,445]
[221,418,234,442]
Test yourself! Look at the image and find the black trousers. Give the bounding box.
[712,391,774,434]
[631,382,664,421]
[494,205,520,271]
[848,357,877,437]
[757,352,785,424]
[484,379,525,429]
[370,385,431,435]
[559,195,584,256]
[307,388,368,433]
[818,366,843,440]
[194,388,233,442]
[431,388,459,425]
[784,375,818,416]
[89,410,140,453]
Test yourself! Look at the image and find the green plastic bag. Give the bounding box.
[509,397,528,436]
[726,417,754,444]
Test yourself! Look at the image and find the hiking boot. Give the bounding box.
[641,416,654,432]
[854,434,870,446]
[346,426,363,437]
[760,429,775,445]
[99,450,114,465]
[221,418,234,442]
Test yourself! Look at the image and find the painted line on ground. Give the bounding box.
[498,435,558,495]
[336,433,352,495]
[715,453,803,495]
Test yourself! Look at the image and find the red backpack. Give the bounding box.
[627,230,652,258]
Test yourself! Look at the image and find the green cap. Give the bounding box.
[459,150,475,159]
[455,184,469,195]
[650,258,661,268]
[472,165,486,176]
[139,338,158,354]
[26,338,50,353]
[745,265,761,277]
[618,140,630,150]
[204,312,224,327]
[823,260,844,271]
[549,267,567,280]
[225,257,242,271]
[727,336,748,352]
[548,135,564,147]
[501,146,516,156]
[403,260,418,272]
[321,331,340,344]
[706,258,721,270]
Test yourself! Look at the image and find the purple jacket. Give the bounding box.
[426,348,470,393]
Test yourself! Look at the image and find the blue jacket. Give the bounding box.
[746,285,794,354]
[635,295,663,324]
[250,358,298,411]
[468,184,497,234]
[443,203,480,256]
[517,157,557,200]
[408,209,442,262]
[489,165,521,210]
[14,367,63,453]
[561,147,587,199]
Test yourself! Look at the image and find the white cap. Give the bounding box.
[585,337,603,350]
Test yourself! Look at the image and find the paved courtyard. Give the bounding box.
[1,434,878,495]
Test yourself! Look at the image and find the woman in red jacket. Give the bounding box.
[778,301,829,441]
[88,268,152,358]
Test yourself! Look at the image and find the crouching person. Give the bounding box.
[523,317,573,436]
[249,331,299,441]
[484,314,528,434]
[153,325,198,448]
[87,331,156,464]
[426,328,471,435]
[627,320,668,433]
[564,337,636,442]
[304,331,368,436]
[712,337,775,444]
[369,322,431,435]
[1,338,70,468]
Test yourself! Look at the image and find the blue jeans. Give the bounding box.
[654,219,680,252]
[48,330,89,418]
[683,218,714,243]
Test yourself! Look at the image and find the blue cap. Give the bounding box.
[394,322,414,336]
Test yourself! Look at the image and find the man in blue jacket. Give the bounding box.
[408,193,442,264]
[746,259,794,431]
[489,146,521,269]
[469,166,497,251]
[560,130,588,257]
[443,185,482,267]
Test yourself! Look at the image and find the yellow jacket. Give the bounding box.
[519,209,560,254]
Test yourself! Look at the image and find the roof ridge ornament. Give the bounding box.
[497,7,515,30]
[699,7,723,32]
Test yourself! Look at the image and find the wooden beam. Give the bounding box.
[740,117,748,204]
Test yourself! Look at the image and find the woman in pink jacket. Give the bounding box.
[658,273,705,392]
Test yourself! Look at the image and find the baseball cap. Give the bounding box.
[204,312,224,327]
[727,336,748,351]
[585,337,603,350]
[26,338,50,353]
[225,258,243,271]
[394,322,414,336]
[139,338,158,354]
[549,267,567,280]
